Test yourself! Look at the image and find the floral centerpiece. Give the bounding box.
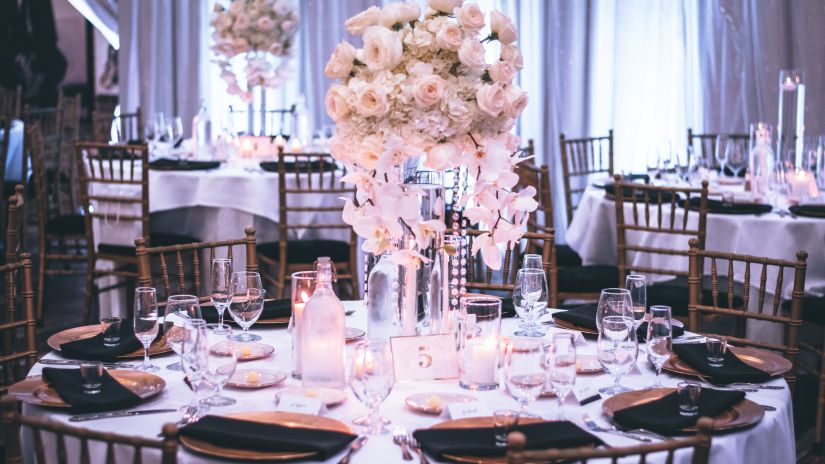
[325,0,535,270]
[210,0,300,101]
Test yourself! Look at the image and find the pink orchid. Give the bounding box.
[391,248,432,269]
[471,232,502,270]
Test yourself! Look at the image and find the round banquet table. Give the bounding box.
[22,301,794,464]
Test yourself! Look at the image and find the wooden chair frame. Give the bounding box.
[687,129,749,169]
[5,186,23,265]
[559,130,614,224]
[687,238,807,393]
[507,417,713,464]
[2,396,178,464]
[0,254,37,396]
[92,108,143,143]
[0,86,22,119]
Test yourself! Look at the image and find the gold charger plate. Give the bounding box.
[227,369,288,389]
[405,392,476,415]
[211,342,275,361]
[602,387,764,433]
[47,325,171,359]
[576,355,603,374]
[430,416,545,464]
[663,346,792,378]
[551,318,596,335]
[9,370,166,408]
[179,411,352,462]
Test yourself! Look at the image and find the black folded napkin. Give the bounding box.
[789,204,825,219]
[412,421,601,459]
[604,184,675,203]
[613,388,745,435]
[636,321,684,341]
[41,367,142,413]
[553,305,684,339]
[59,323,143,361]
[259,160,337,173]
[201,298,291,323]
[149,158,220,171]
[672,343,772,384]
[179,415,357,459]
[684,197,772,215]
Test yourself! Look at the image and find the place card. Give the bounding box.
[390,334,459,382]
[275,394,323,415]
[572,384,601,405]
[447,400,492,419]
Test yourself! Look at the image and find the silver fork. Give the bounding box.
[604,416,672,441]
[695,375,758,392]
[406,432,430,464]
[392,427,413,461]
[581,414,651,442]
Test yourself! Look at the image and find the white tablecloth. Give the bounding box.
[22,301,795,464]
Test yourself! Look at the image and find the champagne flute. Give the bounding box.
[228,271,264,342]
[163,295,202,371]
[596,288,633,332]
[546,333,576,419]
[169,116,184,148]
[646,146,661,180]
[133,287,159,372]
[512,269,548,337]
[625,275,647,331]
[180,318,209,422]
[503,338,545,418]
[350,340,395,435]
[597,316,637,395]
[646,305,672,388]
[715,135,729,176]
[210,258,233,325]
[203,323,238,407]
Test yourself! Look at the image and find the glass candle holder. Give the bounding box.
[290,271,316,379]
[458,296,502,391]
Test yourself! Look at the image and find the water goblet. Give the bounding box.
[350,340,395,435]
[210,258,233,325]
[228,271,264,342]
[646,305,672,387]
[503,338,545,418]
[596,288,633,332]
[180,318,209,422]
[133,287,159,372]
[512,269,548,337]
[163,295,202,371]
[202,323,238,407]
[546,333,576,419]
[597,316,637,396]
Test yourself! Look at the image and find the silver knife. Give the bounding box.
[69,409,177,422]
[39,359,136,369]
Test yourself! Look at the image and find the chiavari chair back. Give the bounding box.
[92,108,143,143]
[0,254,37,397]
[0,86,22,119]
[58,94,82,214]
[2,396,178,464]
[5,185,23,265]
[506,417,713,464]
[559,130,614,224]
[687,239,807,393]
[136,227,257,304]
[687,129,749,169]
[516,157,554,235]
[257,149,358,298]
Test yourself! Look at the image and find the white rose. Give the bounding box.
[346,6,381,35]
[428,0,463,14]
[424,142,459,170]
[500,44,524,69]
[455,3,484,31]
[398,3,421,23]
[412,75,446,108]
[325,42,357,79]
[476,83,507,117]
[357,135,384,170]
[490,10,518,44]
[406,28,433,49]
[269,42,283,55]
[356,84,390,117]
[362,26,403,70]
[436,22,463,51]
[324,85,351,121]
[232,37,250,54]
[381,3,419,28]
[256,16,274,31]
[505,85,528,117]
[458,38,486,71]
[488,60,516,84]
[273,0,291,16]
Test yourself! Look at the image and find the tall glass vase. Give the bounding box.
[777,70,805,168]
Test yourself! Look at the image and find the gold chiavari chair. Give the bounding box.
[2,396,178,464]
[92,108,143,143]
[0,254,36,397]
[60,94,82,213]
[5,186,24,265]
[257,149,358,299]
[687,129,749,170]
[559,130,614,225]
[75,141,198,321]
[0,86,22,119]
[506,417,714,464]
[687,239,807,393]
[135,227,257,304]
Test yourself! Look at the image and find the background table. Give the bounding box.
[21,301,795,464]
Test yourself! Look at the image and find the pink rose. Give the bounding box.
[346,6,381,35]
[232,13,250,31]
[281,20,298,34]
[214,13,232,32]
[325,42,357,79]
[362,26,403,70]
[490,10,518,44]
[457,38,485,71]
[500,44,524,69]
[324,85,351,121]
[357,135,384,170]
[488,60,516,84]
[436,22,463,51]
[428,0,463,14]
[398,3,422,23]
[232,37,250,54]
[381,3,421,27]
[229,2,243,14]
[476,83,507,117]
[505,85,528,117]
[412,75,446,108]
[356,84,390,117]
[424,142,459,170]
[455,3,484,31]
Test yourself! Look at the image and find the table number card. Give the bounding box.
[275,394,323,415]
[390,334,459,382]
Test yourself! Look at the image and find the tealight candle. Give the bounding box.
[467,337,498,385]
[245,371,259,384]
[304,388,319,398]
[240,345,252,357]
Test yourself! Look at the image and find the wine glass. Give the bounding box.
[228,271,264,342]
[597,316,637,396]
[715,135,728,175]
[512,268,548,337]
[522,254,542,270]
[646,305,672,388]
[725,139,747,178]
[180,318,209,422]
[350,340,395,435]
[163,295,202,371]
[210,258,233,325]
[625,275,647,331]
[168,116,184,148]
[595,288,633,332]
[658,141,675,176]
[133,287,159,372]
[646,146,661,181]
[503,338,545,418]
[203,323,238,407]
[546,333,576,419]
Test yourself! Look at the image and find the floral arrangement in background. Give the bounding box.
[325,0,535,269]
[210,0,299,101]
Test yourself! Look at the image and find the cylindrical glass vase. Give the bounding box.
[458,296,502,391]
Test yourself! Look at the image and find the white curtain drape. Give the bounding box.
[66,0,119,48]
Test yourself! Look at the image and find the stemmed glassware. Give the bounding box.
[512,268,548,337]
[625,275,647,331]
[646,146,661,181]
[180,318,209,422]
[169,116,184,148]
[203,323,238,407]
[503,338,545,417]
[210,258,233,326]
[350,340,395,435]
[133,287,159,372]
[228,271,264,342]
[163,295,202,371]
[595,288,633,332]
[715,135,728,176]
[725,139,748,178]
[597,316,638,396]
[545,333,576,419]
[646,305,672,388]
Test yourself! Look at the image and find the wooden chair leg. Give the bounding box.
[276,261,287,299]
[37,243,47,322]
[84,262,96,324]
